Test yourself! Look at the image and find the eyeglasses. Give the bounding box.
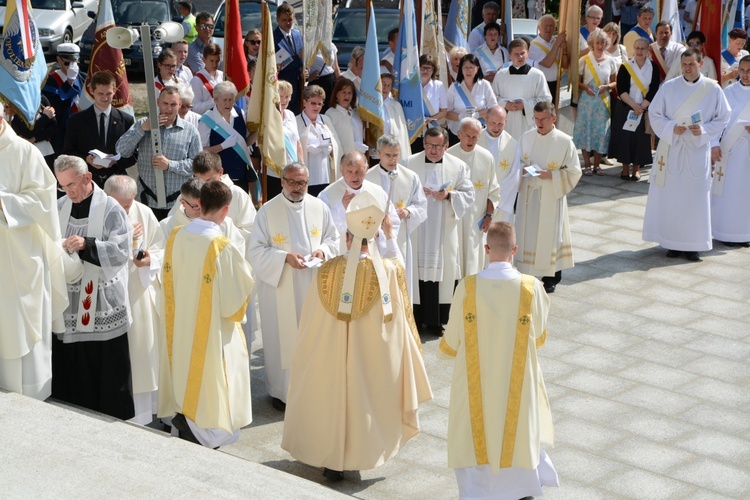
[424,142,445,149]
[587,15,602,20]
[199,23,215,30]
[58,175,86,193]
[687,41,702,47]
[161,63,177,69]
[181,198,200,210]
[247,39,261,45]
[282,177,308,188]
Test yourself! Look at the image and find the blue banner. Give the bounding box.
[444,0,469,51]
[358,4,385,136]
[393,0,425,143]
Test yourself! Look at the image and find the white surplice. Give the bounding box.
[643,75,731,251]
[491,66,552,140]
[447,144,501,275]
[247,194,339,402]
[711,82,750,242]
[478,129,519,223]
[403,152,475,303]
[512,127,582,276]
[366,164,428,298]
[0,122,69,400]
[125,201,164,424]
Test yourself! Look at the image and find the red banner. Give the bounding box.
[699,0,723,85]
[224,0,250,98]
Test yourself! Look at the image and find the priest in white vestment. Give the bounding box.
[105,176,164,425]
[439,222,558,500]
[159,180,254,448]
[448,118,501,275]
[403,127,475,331]
[247,163,339,411]
[491,39,552,140]
[53,155,135,420]
[643,50,731,261]
[319,151,400,256]
[512,102,582,293]
[282,192,432,481]
[710,57,750,247]
[478,106,520,223]
[0,110,69,400]
[366,134,428,299]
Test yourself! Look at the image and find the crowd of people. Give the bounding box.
[2,0,750,497]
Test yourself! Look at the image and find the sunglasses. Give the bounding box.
[247,39,261,45]
[199,23,215,30]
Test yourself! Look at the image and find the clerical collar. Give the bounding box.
[425,157,442,164]
[379,164,395,174]
[509,64,531,75]
[683,75,701,84]
[283,192,303,203]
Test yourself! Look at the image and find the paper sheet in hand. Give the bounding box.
[523,165,542,177]
[678,111,703,127]
[88,149,121,167]
[438,181,452,191]
[623,110,642,132]
[303,255,323,268]
[275,46,292,70]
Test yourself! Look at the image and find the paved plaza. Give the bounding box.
[2,163,750,499]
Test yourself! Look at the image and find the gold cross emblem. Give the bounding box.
[465,312,475,323]
[474,179,485,190]
[310,225,321,237]
[272,232,288,247]
[716,168,724,182]
[657,156,665,171]
[519,315,530,325]
[203,274,212,284]
[499,159,510,170]
[396,199,406,209]
[164,263,171,273]
[547,161,558,170]
[523,154,530,164]
[361,216,377,229]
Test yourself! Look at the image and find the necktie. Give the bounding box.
[659,46,666,60]
[99,112,107,149]
[287,34,295,54]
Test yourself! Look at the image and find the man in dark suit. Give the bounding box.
[63,71,136,188]
[273,2,304,113]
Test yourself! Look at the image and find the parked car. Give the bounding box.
[79,0,180,73]
[0,0,98,55]
[212,0,277,54]
[511,18,539,45]
[333,7,400,71]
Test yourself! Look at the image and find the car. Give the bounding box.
[79,0,180,73]
[212,0,277,54]
[0,0,98,55]
[510,18,539,45]
[333,7,400,71]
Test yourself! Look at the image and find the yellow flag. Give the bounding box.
[247,1,286,178]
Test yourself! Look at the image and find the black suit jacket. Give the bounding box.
[63,106,136,188]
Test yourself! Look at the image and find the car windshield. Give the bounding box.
[214,1,278,38]
[30,0,65,9]
[332,10,399,44]
[112,0,170,25]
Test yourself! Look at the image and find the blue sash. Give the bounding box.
[476,46,500,72]
[722,49,737,66]
[580,26,590,40]
[630,26,651,40]
[284,133,298,162]
[454,83,485,126]
[199,112,251,165]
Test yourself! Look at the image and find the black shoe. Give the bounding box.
[171,413,201,445]
[741,242,750,248]
[685,251,701,262]
[718,240,740,247]
[271,397,286,412]
[323,468,344,482]
[665,249,682,258]
[543,283,556,294]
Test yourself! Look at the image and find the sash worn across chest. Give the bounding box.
[712,98,750,196]
[584,54,611,112]
[621,59,649,95]
[196,72,215,97]
[199,108,252,165]
[649,43,669,81]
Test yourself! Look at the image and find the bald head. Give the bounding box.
[486,105,507,137]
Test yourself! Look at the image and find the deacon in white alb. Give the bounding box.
[477,106,520,223]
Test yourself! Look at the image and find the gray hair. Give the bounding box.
[638,5,655,17]
[103,175,137,198]
[283,162,308,177]
[634,37,651,49]
[340,150,367,169]
[458,117,482,133]
[176,82,194,103]
[213,81,238,100]
[449,46,468,59]
[54,154,88,176]
[376,134,401,151]
[587,28,611,50]
[538,14,556,26]
[349,46,365,69]
[586,5,603,17]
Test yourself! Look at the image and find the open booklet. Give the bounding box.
[623,110,643,132]
[678,111,703,127]
[88,149,121,167]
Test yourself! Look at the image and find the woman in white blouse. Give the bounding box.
[446,53,498,144]
[324,78,367,156]
[603,22,627,68]
[414,54,448,152]
[296,85,341,196]
[265,80,305,199]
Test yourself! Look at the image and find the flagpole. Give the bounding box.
[261,1,269,203]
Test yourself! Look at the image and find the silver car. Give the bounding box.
[0,0,98,55]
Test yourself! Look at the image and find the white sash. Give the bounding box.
[651,78,714,188]
[58,185,107,333]
[266,195,324,368]
[712,98,750,196]
[476,45,500,72]
[199,107,252,165]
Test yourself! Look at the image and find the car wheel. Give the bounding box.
[63,28,74,44]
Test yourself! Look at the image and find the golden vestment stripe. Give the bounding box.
[500,274,535,468]
[163,226,184,370]
[182,236,231,421]
[462,275,489,465]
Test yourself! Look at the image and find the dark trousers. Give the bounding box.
[541,270,562,288]
[413,280,456,327]
[547,81,558,101]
